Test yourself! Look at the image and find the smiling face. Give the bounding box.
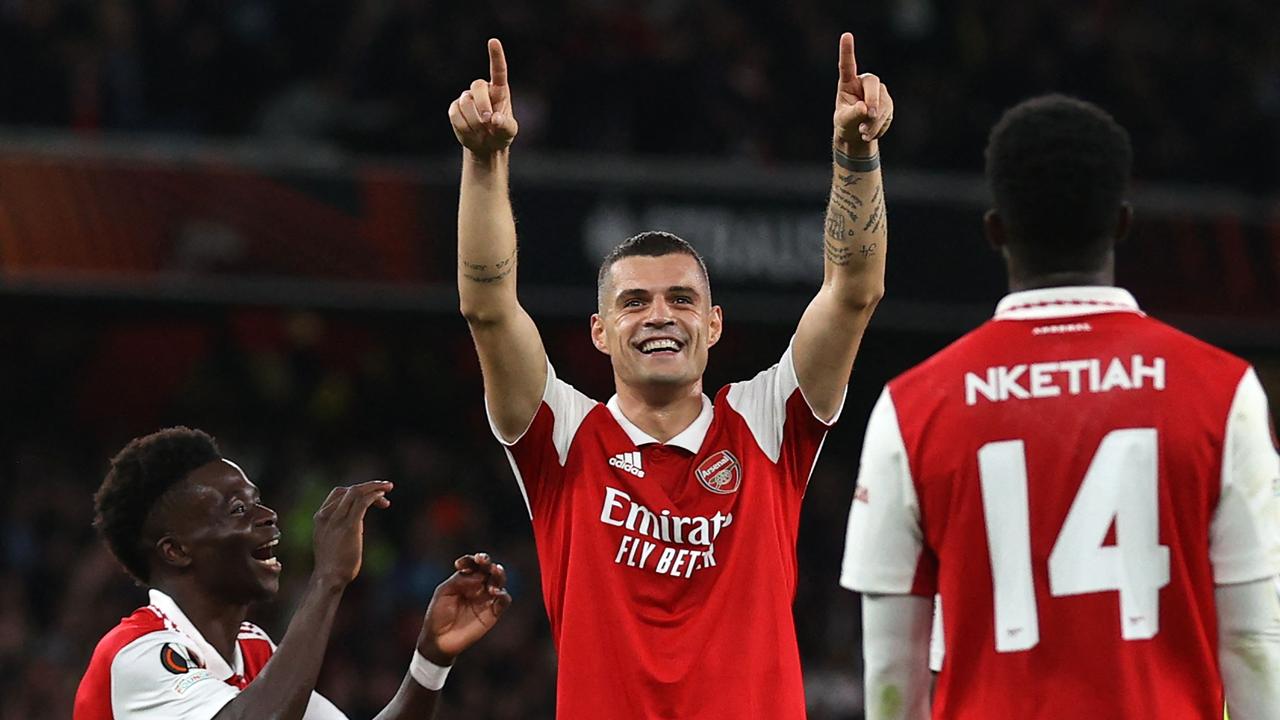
[591,253,722,392]
[153,459,283,604]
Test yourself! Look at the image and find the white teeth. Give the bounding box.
[640,339,680,353]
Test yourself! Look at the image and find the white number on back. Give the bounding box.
[978,428,1170,653]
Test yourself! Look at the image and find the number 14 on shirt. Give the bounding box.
[978,428,1171,652]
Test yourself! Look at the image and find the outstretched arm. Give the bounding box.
[793,33,894,421]
[373,554,513,720]
[450,39,548,442]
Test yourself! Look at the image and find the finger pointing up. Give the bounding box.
[839,33,857,84]
[489,38,508,88]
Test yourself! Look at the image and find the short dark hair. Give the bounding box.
[985,94,1133,274]
[94,427,222,584]
[596,231,710,308]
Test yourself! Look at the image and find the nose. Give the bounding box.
[254,503,278,528]
[643,296,675,327]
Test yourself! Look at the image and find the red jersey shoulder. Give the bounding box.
[74,606,170,720]
[88,606,170,666]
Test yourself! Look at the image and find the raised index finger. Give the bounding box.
[488,38,508,88]
[838,33,857,85]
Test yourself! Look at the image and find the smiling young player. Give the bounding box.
[449,34,892,717]
[75,427,511,720]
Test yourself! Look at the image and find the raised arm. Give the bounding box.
[212,482,392,720]
[793,33,893,421]
[449,38,548,442]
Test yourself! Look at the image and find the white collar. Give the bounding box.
[148,588,243,679]
[994,286,1144,321]
[606,394,714,453]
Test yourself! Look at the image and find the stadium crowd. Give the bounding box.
[0,0,1278,190]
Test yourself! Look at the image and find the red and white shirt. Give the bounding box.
[494,343,838,719]
[841,286,1280,719]
[74,589,346,720]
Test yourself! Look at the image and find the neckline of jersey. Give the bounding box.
[605,394,714,452]
[993,286,1144,321]
[148,588,244,680]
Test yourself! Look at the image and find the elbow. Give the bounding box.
[459,300,503,327]
[837,284,885,314]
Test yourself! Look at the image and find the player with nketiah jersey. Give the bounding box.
[449,35,892,718]
[75,427,511,720]
[841,95,1280,719]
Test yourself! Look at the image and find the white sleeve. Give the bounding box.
[302,692,349,720]
[929,595,945,673]
[841,386,927,594]
[725,340,843,463]
[1211,368,1280,585]
[861,594,932,720]
[486,358,595,465]
[110,632,238,720]
[1217,577,1280,719]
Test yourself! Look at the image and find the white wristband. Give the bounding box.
[409,650,452,691]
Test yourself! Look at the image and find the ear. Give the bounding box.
[1114,201,1133,246]
[707,305,723,348]
[155,535,194,571]
[983,209,1006,252]
[590,313,610,355]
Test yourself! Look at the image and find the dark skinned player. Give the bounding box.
[75,426,511,719]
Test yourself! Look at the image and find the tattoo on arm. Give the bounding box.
[460,249,517,284]
[824,177,885,266]
[825,211,847,241]
[825,239,853,266]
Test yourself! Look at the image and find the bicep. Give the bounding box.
[793,289,874,422]
[841,387,929,595]
[470,306,547,443]
[1211,368,1280,584]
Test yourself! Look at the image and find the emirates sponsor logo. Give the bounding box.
[695,450,741,494]
[608,451,645,478]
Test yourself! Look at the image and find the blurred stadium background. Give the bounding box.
[1,1,1277,718]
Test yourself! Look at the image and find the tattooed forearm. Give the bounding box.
[460,250,516,284]
[824,171,885,268]
[825,211,847,240]
[863,203,884,232]
[830,184,864,218]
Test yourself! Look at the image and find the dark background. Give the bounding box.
[1,1,1278,718]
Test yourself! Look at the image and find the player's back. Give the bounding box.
[888,292,1262,718]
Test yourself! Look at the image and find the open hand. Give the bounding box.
[448,39,519,155]
[311,481,392,588]
[833,33,894,152]
[416,553,513,665]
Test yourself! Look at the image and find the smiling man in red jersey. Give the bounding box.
[75,426,511,720]
[449,34,893,718]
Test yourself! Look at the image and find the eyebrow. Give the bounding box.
[615,286,702,302]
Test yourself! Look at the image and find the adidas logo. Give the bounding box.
[608,451,645,478]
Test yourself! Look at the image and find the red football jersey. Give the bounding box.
[495,344,835,718]
[841,287,1280,719]
[75,589,345,719]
